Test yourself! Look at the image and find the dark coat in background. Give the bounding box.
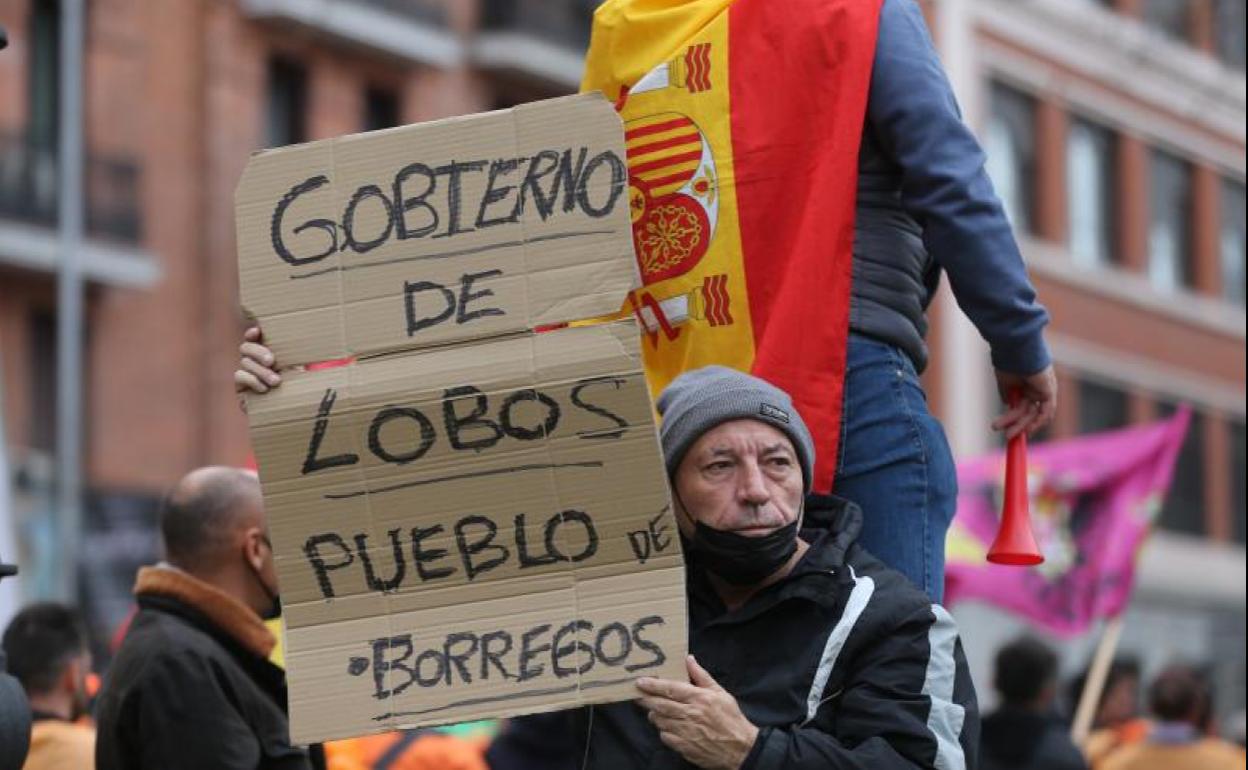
[0,648,30,770]
[980,707,1087,770]
[95,566,324,770]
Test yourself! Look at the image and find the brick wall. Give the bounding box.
[73,0,499,494]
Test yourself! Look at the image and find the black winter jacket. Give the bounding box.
[574,498,980,769]
[95,590,322,770]
[980,708,1087,770]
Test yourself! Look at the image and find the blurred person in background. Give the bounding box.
[94,466,324,770]
[1072,657,1149,767]
[1194,669,1247,763]
[1099,664,1244,770]
[0,634,29,770]
[1190,664,1222,737]
[981,636,1086,770]
[1187,664,1243,749]
[1,602,95,770]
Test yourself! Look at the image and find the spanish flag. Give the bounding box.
[582,0,882,492]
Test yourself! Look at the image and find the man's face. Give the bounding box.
[673,419,804,536]
[1099,675,1140,726]
[238,483,282,618]
[244,475,278,586]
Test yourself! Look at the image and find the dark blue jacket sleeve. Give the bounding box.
[868,0,1051,375]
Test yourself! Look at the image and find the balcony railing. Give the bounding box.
[481,0,599,52]
[240,0,458,67]
[356,0,447,26]
[0,131,143,244]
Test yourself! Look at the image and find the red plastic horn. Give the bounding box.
[987,393,1045,566]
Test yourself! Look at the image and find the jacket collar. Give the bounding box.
[797,494,863,574]
[133,564,275,660]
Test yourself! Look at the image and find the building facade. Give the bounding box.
[0,0,592,646]
[0,0,1244,721]
[925,0,1247,721]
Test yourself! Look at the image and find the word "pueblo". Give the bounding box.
[304,509,600,599]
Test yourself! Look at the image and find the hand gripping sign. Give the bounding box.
[235,94,687,744]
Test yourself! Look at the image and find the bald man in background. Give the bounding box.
[95,467,324,770]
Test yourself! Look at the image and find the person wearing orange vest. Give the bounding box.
[1099,665,1244,770]
[1074,658,1151,768]
[1,603,96,770]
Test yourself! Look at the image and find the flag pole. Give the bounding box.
[1070,614,1127,746]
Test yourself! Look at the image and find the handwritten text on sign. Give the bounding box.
[271,148,626,268]
[236,96,639,368]
[236,95,686,743]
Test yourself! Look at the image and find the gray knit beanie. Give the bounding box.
[656,366,815,493]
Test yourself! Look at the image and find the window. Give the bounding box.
[29,0,60,153]
[1232,420,1245,544]
[986,83,1037,235]
[1148,151,1193,292]
[265,57,307,148]
[364,87,401,132]
[1157,402,1206,537]
[1078,380,1129,434]
[1215,0,1246,70]
[1141,0,1191,42]
[1221,180,1246,305]
[1067,119,1117,268]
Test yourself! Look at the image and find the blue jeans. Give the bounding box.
[813,333,958,602]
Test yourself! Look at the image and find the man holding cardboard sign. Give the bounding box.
[482,367,980,769]
[239,350,981,769]
[235,94,979,767]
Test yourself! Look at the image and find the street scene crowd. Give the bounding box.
[1,0,1245,769]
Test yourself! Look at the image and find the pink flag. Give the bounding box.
[943,408,1191,636]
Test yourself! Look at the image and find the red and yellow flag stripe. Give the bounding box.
[584,0,881,492]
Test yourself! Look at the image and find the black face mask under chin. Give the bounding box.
[251,563,282,621]
[683,517,801,587]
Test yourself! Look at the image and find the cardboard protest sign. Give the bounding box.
[235,94,687,744]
